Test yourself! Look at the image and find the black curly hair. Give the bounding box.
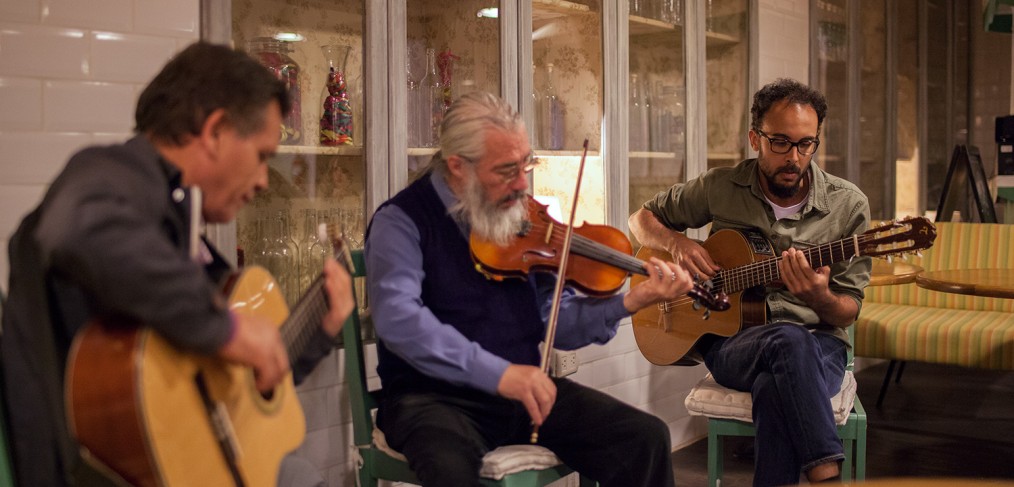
[750,78,827,134]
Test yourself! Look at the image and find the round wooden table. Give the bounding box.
[915,268,1014,299]
[869,259,924,286]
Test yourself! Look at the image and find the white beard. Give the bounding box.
[450,170,528,246]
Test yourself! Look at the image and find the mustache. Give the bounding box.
[497,191,527,205]
[778,165,801,175]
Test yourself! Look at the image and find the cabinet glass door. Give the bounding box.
[813,0,848,179]
[628,0,687,247]
[705,0,749,170]
[232,0,367,305]
[405,0,503,181]
[529,0,605,225]
[858,0,889,219]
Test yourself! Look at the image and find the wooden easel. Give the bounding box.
[935,144,998,223]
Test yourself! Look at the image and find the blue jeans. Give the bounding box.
[703,323,847,487]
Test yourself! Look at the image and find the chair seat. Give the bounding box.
[372,428,566,480]
[684,370,857,425]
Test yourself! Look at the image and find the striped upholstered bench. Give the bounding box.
[856,222,1014,374]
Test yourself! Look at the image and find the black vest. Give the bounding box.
[373,174,544,392]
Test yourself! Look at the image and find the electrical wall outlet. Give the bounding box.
[550,350,580,378]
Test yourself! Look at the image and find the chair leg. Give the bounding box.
[841,438,853,482]
[895,360,907,383]
[707,425,723,487]
[876,360,897,408]
[359,469,378,487]
[855,421,867,481]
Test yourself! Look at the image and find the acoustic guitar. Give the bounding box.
[631,217,937,366]
[65,227,354,487]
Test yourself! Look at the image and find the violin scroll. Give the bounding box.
[687,283,730,320]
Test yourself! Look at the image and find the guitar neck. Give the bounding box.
[717,234,863,293]
[280,274,330,366]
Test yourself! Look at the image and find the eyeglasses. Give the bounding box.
[461,154,541,184]
[755,129,820,156]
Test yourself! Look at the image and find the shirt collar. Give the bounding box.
[732,158,831,217]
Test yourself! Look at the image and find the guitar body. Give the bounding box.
[631,229,770,365]
[631,217,937,366]
[66,266,305,487]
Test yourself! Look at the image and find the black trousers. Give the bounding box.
[377,377,675,487]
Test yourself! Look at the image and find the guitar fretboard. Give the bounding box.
[280,275,330,366]
[713,234,864,294]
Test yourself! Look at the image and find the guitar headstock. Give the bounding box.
[321,223,356,273]
[859,217,937,258]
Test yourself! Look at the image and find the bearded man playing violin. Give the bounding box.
[364,91,692,487]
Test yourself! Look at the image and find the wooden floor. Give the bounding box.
[671,361,1014,486]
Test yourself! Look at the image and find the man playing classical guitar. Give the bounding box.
[365,92,695,486]
[629,78,871,486]
[1,43,354,486]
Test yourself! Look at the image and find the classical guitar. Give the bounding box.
[631,217,937,366]
[65,226,355,487]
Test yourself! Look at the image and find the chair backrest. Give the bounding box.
[341,250,378,449]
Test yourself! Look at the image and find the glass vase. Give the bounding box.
[247,37,302,145]
[319,44,354,146]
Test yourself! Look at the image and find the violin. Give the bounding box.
[469,196,730,312]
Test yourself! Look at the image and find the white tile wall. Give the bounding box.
[0,77,43,130]
[41,0,133,31]
[0,0,41,22]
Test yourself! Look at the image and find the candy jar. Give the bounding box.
[246,37,302,145]
[319,44,354,146]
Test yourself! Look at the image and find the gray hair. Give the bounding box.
[431,92,525,175]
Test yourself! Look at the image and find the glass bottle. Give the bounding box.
[300,209,329,293]
[424,48,441,147]
[407,59,420,147]
[320,44,354,146]
[246,37,302,145]
[531,64,543,150]
[266,210,299,305]
[541,63,565,150]
[630,73,649,152]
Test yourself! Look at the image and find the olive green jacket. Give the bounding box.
[643,158,872,343]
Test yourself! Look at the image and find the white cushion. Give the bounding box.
[684,370,857,426]
[372,428,565,480]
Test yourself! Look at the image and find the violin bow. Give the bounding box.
[532,139,589,444]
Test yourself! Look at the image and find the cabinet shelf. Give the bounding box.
[533,0,592,21]
[536,149,601,157]
[629,151,682,159]
[277,145,364,156]
[628,14,740,48]
[708,151,742,160]
[408,147,439,157]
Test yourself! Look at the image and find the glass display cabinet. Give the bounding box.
[205,0,757,305]
[232,0,368,307]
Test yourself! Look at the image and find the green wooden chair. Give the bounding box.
[684,324,867,486]
[342,250,597,487]
[0,290,17,487]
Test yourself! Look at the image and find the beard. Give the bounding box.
[763,164,804,199]
[450,170,528,246]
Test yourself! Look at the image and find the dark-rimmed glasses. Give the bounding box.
[755,129,820,156]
